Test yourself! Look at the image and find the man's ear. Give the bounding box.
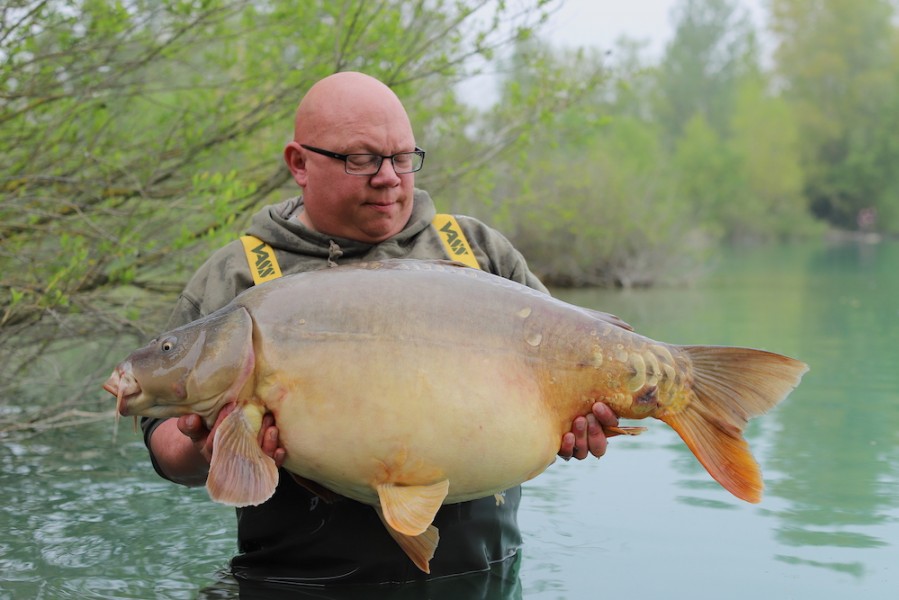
[284,141,307,186]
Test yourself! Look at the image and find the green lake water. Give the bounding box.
[2,240,897,599]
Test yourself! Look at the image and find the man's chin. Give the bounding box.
[357,204,409,241]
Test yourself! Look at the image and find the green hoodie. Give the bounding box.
[164,189,546,329]
[145,188,546,585]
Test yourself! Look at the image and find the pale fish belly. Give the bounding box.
[261,338,562,506]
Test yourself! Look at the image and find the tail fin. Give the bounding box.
[659,346,808,503]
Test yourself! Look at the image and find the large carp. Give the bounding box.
[103,260,807,572]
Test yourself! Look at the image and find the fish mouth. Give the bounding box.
[103,362,142,417]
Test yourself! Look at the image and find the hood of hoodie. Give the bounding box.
[245,189,437,261]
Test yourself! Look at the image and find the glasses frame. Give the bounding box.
[300,144,426,175]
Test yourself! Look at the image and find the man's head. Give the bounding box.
[284,72,419,243]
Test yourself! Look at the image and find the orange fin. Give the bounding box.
[376,480,449,537]
[375,506,439,574]
[662,409,765,503]
[661,346,808,503]
[207,403,279,507]
[603,425,647,437]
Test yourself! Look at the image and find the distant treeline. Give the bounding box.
[2,0,897,409]
[445,0,899,286]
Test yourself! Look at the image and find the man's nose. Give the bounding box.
[370,157,401,185]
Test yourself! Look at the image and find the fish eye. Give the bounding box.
[160,337,176,352]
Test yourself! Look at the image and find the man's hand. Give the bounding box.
[175,405,230,465]
[152,403,286,486]
[258,411,287,468]
[177,403,287,468]
[558,403,619,460]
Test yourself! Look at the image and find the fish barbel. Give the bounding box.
[103,259,807,572]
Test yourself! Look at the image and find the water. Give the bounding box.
[2,240,897,599]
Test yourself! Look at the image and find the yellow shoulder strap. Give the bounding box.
[432,214,481,270]
[240,235,283,285]
[240,216,478,285]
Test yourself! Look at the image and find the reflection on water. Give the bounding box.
[761,241,899,584]
[1,240,897,599]
[197,559,522,600]
[540,240,899,597]
[1,431,235,598]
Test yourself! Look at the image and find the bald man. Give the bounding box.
[142,72,617,585]
[284,72,417,242]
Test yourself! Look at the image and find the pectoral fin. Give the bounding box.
[376,480,449,537]
[207,403,279,507]
[375,506,440,574]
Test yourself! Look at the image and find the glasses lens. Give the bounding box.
[345,154,381,174]
[343,151,424,175]
[391,152,419,174]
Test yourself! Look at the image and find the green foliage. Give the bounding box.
[455,39,704,287]
[465,0,855,285]
[4,0,898,414]
[671,87,818,244]
[770,0,899,229]
[727,77,821,240]
[1,0,552,308]
[653,0,757,143]
[673,113,744,240]
[0,0,560,401]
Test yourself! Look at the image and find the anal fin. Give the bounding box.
[376,480,449,537]
[375,507,439,574]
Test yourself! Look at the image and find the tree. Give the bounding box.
[474,38,703,287]
[0,0,560,426]
[654,0,819,241]
[726,75,816,240]
[769,0,899,230]
[672,113,744,240]
[653,0,758,144]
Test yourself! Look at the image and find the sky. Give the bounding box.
[544,0,766,56]
[546,0,685,55]
[458,0,767,106]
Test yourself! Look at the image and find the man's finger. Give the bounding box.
[559,431,576,460]
[177,414,205,441]
[591,402,619,428]
[572,416,588,460]
[273,448,287,469]
[262,426,280,458]
[586,413,608,458]
[259,413,275,445]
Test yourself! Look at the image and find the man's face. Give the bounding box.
[288,107,417,244]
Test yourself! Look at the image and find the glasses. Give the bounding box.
[300,144,426,175]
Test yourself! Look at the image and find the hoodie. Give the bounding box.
[145,189,547,584]
[164,189,546,329]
